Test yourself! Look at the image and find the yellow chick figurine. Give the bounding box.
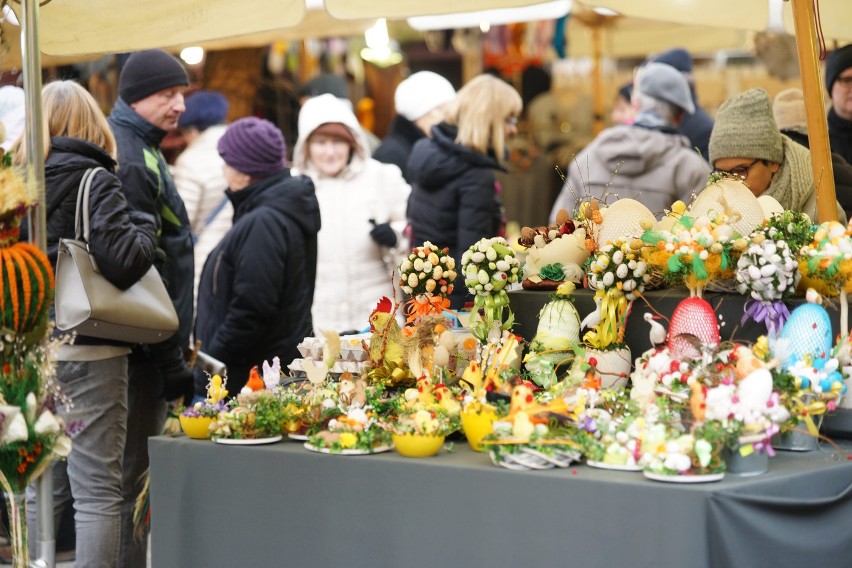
[433,383,461,418]
[206,374,228,405]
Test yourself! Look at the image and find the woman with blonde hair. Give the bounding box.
[18,80,157,567]
[406,73,522,309]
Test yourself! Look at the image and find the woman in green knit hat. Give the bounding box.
[709,87,846,223]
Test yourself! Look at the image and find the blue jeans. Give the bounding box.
[119,355,166,568]
[26,356,129,568]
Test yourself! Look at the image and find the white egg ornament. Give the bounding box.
[736,368,774,412]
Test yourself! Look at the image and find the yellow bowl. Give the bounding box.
[461,409,497,452]
[391,433,445,458]
[179,415,215,439]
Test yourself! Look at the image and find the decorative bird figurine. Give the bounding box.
[261,357,281,390]
[244,366,266,392]
[644,313,667,347]
[368,297,407,367]
[206,374,228,404]
[580,296,602,330]
[433,383,461,418]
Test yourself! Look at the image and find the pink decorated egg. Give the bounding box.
[667,297,719,359]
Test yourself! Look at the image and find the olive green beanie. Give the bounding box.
[708,88,784,165]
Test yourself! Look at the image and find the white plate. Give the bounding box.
[304,442,392,456]
[287,433,309,441]
[214,435,283,446]
[587,460,643,472]
[643,471,725,483]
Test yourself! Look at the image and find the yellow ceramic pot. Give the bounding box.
[392,433,445,458]
[179,415,215,439]
[461,408,497,452]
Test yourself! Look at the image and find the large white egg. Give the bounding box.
[598,198,656,246]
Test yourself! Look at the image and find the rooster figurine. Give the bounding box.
[367,297,407,367]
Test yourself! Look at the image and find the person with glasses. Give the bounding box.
[550,62,708,221]
[407,73,522,310]
[709,87,846,223]
[826,44,852,166]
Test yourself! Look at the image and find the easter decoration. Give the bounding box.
[799,221,852,334]
[523,281,581,388]
[582,238,649,388]
[0,172,71,567]
[179,373,229,439]
[517,208,590,289]
[735,236,799,338]
[381,408,455,458]
[461,236,521,343]
[398,241,457,323]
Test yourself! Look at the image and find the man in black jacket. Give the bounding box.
[107,49,193,568]
[826,44,852,165]
[373,71,456,182]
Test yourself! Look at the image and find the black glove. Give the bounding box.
[369,219,397,248]
[159,357,195,403]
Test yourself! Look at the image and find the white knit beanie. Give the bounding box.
[772,88,807,132]
[394,71,456,121]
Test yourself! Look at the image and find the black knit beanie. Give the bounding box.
[119,50,189,103]
[825,44,852,93]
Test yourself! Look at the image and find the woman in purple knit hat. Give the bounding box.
[193,117,321,396]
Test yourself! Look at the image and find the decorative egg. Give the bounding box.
[778,303,833,369]
[689,178,764,237]
[532,297,580,351]
[757,195,784,219]
[736,368,773,412]
[667,297,720,359]
[598,198,656,246]
[522,229,590,284]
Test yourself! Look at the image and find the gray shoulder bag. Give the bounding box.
[54,167,179,343]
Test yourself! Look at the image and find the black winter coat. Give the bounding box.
[194,171,320,394]
[407,122,504,309]
[829,108,852,167]
[373,115,425,183]
[783,128,852,219]
[25,136,157,345]
[109,98,195,375]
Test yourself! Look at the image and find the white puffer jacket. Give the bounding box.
[293,94,411,333]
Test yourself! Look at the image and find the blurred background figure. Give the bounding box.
[550,62,707,220]
[173,90,233,311]
[407,74,522,310]
[373,71,456,183]
[710,87,845,223]
[611,82,635,126]
[0,85,25,152]
[292,93,411,334]
[826,44,852,165]
[772,87,852,219]
[651,48,714,159]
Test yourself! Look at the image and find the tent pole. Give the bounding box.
[790,0,837,223]
[20,1,54,567]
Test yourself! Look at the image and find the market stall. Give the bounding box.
[148,435,852,568]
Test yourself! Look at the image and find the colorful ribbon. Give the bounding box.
[403,294,454,323]
[583,288,628,349]
[740,299,791,338]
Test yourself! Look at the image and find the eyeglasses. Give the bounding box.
[505,116,518,126]
[836,76,852,88]
[713,159,761,179]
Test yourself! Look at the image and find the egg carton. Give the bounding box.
[340,333,370,362]
[287,358,370,377]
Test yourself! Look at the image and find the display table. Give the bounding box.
[149,436,852,568]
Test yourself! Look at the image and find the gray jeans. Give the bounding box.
[118,356,166,568]
[26,356,129,568]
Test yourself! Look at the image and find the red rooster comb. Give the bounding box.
[374,296,393,313]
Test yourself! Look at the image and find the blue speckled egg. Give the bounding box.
[778,303,833,369]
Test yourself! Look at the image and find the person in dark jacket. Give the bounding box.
[651,48,714,159]
[107,49,194,568]
[407,74,522,309]
[18,80,157,568]
[194,117,320,396]
[826,44,852,165]
[773,87,852,219]
[373,71,456,182]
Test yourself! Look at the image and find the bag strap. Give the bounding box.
[193,195,229,243]
[73,167,106,243]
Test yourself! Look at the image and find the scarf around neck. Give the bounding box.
[764,135,812,212]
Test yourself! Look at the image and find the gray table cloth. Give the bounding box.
[149,436,852,568]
